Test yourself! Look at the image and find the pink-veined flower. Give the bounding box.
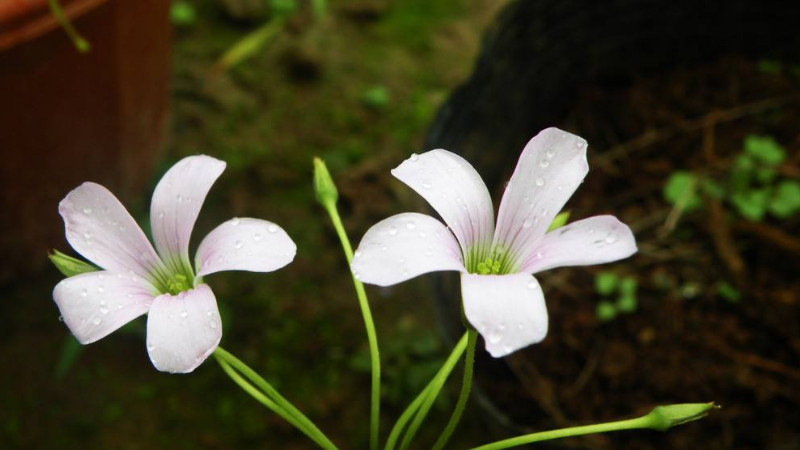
[53,155,296,373]
[351,128,637,357]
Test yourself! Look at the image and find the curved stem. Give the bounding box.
[469,417,652,450]
[432,328,478,450]
[323,202,381,450]
[396,332,469,450]
[214,347,338,450]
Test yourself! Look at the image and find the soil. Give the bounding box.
[472,58,800,449]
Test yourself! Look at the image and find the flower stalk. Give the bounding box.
[314,158,381,450]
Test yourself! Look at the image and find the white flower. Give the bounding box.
[53,155,296,373]
[351,128,637,357]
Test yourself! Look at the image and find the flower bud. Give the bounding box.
[645,402,718,431]
[49,249,97,277]
[313,157,339,207]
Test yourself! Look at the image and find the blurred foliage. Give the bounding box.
[594,271,638,322]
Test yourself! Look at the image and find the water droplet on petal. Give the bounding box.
[92,317,101,325]
[253,233,262,242]
[399,257,406,264]
[234,240,243,249]
[522,219,532,229]
[406,220,416,230]
[83,231,93,239]
[389,226,398,236]
[80,289,88,298]
[604,233,618,244]
[354,250,362,259]
[148,344,155,351]
[231,218,240,226]
[58,315,64,322]
[97,285,105,293]
[422,179,432,189]
[535,252,543,259]
[576,141,585,149]
[180,310,188,318]
[409,153,419,162]
[517,322,525,331]
[535,178,545,187]
[100,307,109,315]
[83,207,92,214]
[488,330,503,344]
[353,271,361,280]
[380,245,388,251]
[546,149,555,158]
[177,194,183,202]
[268,224,278,233]
[158,211,164,219]
[206,309,213,317]
[209,320,217,329]
[539,160,549,168]
[527,280,539,290]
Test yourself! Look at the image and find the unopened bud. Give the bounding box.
[313,157,339,207]
[49,249,98,277]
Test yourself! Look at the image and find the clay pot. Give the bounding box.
[0,0,170,281]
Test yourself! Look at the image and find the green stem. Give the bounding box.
[214,347,338,450]
[395,332,469,450]
[432,328,478,450]
[322,202,381,450]
[215,357,316,441]
[47,0,90,52]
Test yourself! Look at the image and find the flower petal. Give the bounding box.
[461,273,548,357]
[391,150,494,259]
[195,218,297,277]
[59,182,165,281]
[53,271,155,344]
[145,284,222,373]
[493,128,590,270]
[150,155,226,270]
[520,215,637,274]
[351,212,466,287]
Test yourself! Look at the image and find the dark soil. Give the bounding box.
[473,58,800,449]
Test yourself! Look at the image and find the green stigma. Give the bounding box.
[476,257,502,275]
[166,273,192,295]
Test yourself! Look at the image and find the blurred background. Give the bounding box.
[1,0,799,448]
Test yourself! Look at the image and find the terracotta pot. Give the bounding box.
[0,0,170,281]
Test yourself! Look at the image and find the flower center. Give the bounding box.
[166,273,192,295]
[467,245,516,275]
[476,257,501,275]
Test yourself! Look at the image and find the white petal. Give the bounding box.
[391,150,494,259]
[461,273,548,357]
[493,128,590,270]
[150,155,226,270]
[351,213,466,287]
[53,271,155,344]
[194,218,296,277]
[59,182,165,281]
[146,284,222,373]
[520,215,637,274]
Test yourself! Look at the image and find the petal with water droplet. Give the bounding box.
[195,218,296,277]
[53,271,155,344]
[150,155,226,270]
[461,273,548,357]
[351,213,465,287]
[391,149,494,254]
[59,182,166,281]
[493,128,589,269]
[520,215,637,274]
[146,284,221,373]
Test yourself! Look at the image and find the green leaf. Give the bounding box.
[619,276,638,297]
[546,211,570,232]
[744,135,785,166]
[616,294,637,313]
[596,301,617,322]
[730,188,771,221]
[170,1,197,27]
[594,272,618,296]
[717,282,741,303]
[768,180,800,218]
[754,167,778,184]
[217,19,285,70]
[663,171,702,211]
[49,250,98,277]
[361,85,390,109]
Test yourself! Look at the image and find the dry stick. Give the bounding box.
[594,94,800,168]
[706,338,800,382]
[735,220,800,255]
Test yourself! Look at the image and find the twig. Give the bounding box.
[735,221,800,255]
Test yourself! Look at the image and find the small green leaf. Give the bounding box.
[768,180,800,218]
[619,276,638,296]
[594,272,619,296]
[546,211,570,232]
[596,301,617,322]
[730,188,771,221]
[744,135,785,166]
[663,171,702,211]
[616,294,637,313]
[361,85,390,109]
[170,1,197,27]
[754,167,778,184]
[49,250,98,277]
[717,282,741,303]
